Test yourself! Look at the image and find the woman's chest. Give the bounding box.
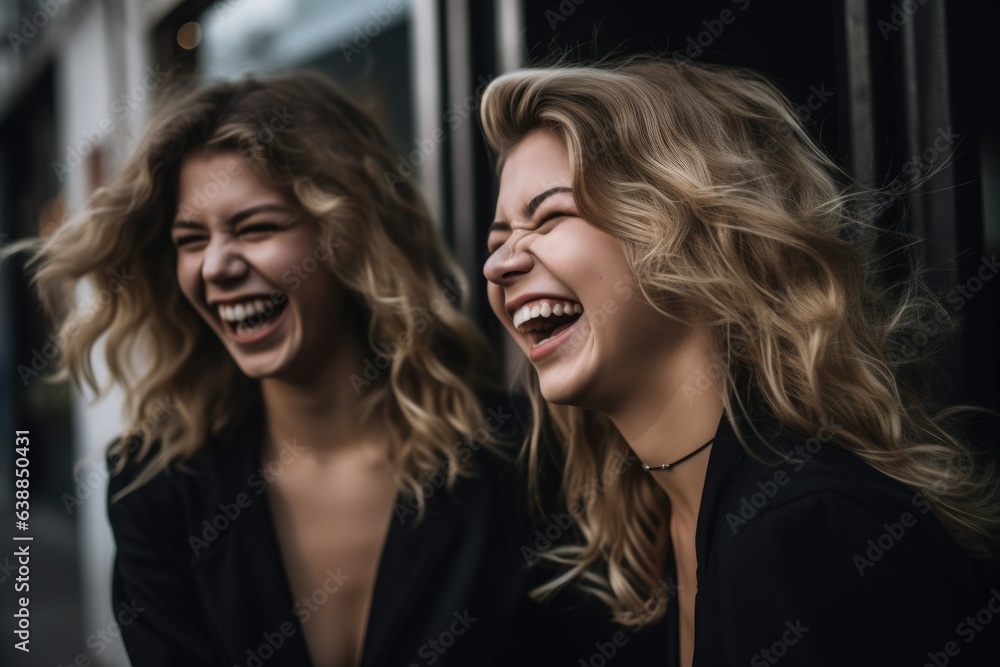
[266,463,399,667]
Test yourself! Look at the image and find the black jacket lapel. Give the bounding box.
[360,494,467,666]
[188,416,315,666]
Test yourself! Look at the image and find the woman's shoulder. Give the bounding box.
[710,428,1000,663]
[718,427,996,586]
[105,428,246,524]
[737,431,924,518]
[699,439,1000,666]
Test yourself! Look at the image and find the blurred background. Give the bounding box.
[0,0,997,664]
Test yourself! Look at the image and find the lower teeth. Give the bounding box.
[236,319,267,337]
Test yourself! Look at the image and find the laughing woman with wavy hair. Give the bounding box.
[9,70,557,667]
[481,58,1000,667]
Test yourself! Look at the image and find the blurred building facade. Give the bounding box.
[0,0,996,665]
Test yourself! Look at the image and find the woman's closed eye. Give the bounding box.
[535,209,574,227]
[524,208,574,239]
[172,232,207,249]
[237,221,285,238]
[485,202,578,258]
[486,209,575,254]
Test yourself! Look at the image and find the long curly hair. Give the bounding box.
[16,70,498,508]
[479,57,1000,625]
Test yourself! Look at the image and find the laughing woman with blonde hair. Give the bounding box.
[11,70,556,667]
[481,58,1000,666]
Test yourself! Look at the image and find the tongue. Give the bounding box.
[550,317,578,338]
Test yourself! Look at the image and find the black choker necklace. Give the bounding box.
[641,438,714,471]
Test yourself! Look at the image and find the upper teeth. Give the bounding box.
[217,299,273,323]
[512,300,583,331]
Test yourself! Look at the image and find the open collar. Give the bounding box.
[188,411,469,666]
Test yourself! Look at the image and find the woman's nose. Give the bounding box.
[202,237,248,284]
[483,234,534,286]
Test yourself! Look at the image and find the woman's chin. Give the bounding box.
[226,347,292,381]
[537,375,586,408]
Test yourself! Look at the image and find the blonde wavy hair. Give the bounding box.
[17,70,498,507]
[480,58,1000,625]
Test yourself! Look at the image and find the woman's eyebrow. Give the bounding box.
[170,219,204,230]
[488,221,510,233]
[172,203,291,228]
[490,186,574,229]
[522,186,572,218]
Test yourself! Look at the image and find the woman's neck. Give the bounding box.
[259,328,378,459]
[605,328,724,525]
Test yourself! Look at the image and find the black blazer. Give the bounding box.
[676,412,999,666]
[106,402,671,666]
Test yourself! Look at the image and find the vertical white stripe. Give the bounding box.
[410,0,444,229]
[446,0,476,307]
[495,0,525,73]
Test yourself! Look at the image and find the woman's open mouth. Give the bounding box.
[512,299,584,348]
[217,296,288,343]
